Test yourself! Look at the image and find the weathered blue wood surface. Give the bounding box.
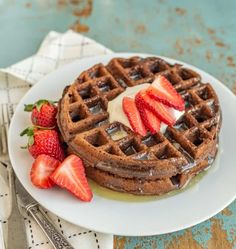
[0,0,235,248]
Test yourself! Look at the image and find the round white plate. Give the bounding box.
[8,53,236,236]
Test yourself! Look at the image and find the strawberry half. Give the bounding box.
[20,127,65,161]
[24,99,57,128]
[147,75,185,111]
[50,155,93,202]
[122,97,147,136]
[30,154,60,189]
[135,100,160,134]
[135,90,176,126]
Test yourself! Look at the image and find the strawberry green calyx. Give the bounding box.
[20,127,35,147]
[24,99,57,112]
[24,104,34,112]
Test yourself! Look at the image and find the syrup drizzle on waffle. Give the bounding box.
[58,56,221,195]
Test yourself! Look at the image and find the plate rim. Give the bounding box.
[8,52,236,236]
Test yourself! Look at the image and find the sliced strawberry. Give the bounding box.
[50,155,93,202]
[135,100,160,134]
[147,75,185,111]
[30,154,60,189]
[135,90,176,126]
[122,97,147,136]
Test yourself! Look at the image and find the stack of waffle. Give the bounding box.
[57,56,221,195]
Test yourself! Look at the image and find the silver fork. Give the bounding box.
[0,103,14,189]
[0,103,13,157]
[0,103,12,181]
[0,103,28,249]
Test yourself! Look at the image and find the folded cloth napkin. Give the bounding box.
[0,30,113,249]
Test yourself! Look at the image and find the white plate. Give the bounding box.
[8,53,236,236]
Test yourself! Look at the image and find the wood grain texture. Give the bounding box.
[114,204,236,249]
[207,218,234,249]
[164,231,203,249]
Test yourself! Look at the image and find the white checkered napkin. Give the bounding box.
[0,30,112,106]
[0,30,113,249]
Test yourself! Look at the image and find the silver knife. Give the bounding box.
[15,176,75,249]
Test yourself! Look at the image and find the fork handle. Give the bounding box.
[6,165,28,249]
[27,204,74,249]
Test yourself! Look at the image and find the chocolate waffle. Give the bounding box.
[57,56,221,195]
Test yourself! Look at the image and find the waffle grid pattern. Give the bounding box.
[58,56,221,195]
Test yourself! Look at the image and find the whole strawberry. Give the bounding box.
[20,127,65,161]
[24,99,57,128]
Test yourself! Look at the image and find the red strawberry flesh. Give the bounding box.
[50,155,93,202]
[31,103,57,128]
[147,75,185,111]
[135,90,176,126]
[122,97,147,136]
[30,154,60,189]
[135,100,160,134]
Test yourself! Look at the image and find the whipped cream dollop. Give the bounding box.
[107,84,184,133]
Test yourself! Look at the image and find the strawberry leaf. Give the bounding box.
[20,127,35,147]
[24,104,34,112]
[20,127,30,136]
[27,128,34,137]
[28,136,35,146]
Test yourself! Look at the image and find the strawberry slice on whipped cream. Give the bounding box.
[108,77,185,135]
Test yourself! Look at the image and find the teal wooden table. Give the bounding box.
[0,0,235,248]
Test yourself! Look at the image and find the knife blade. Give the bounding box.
[16,177,75,249]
